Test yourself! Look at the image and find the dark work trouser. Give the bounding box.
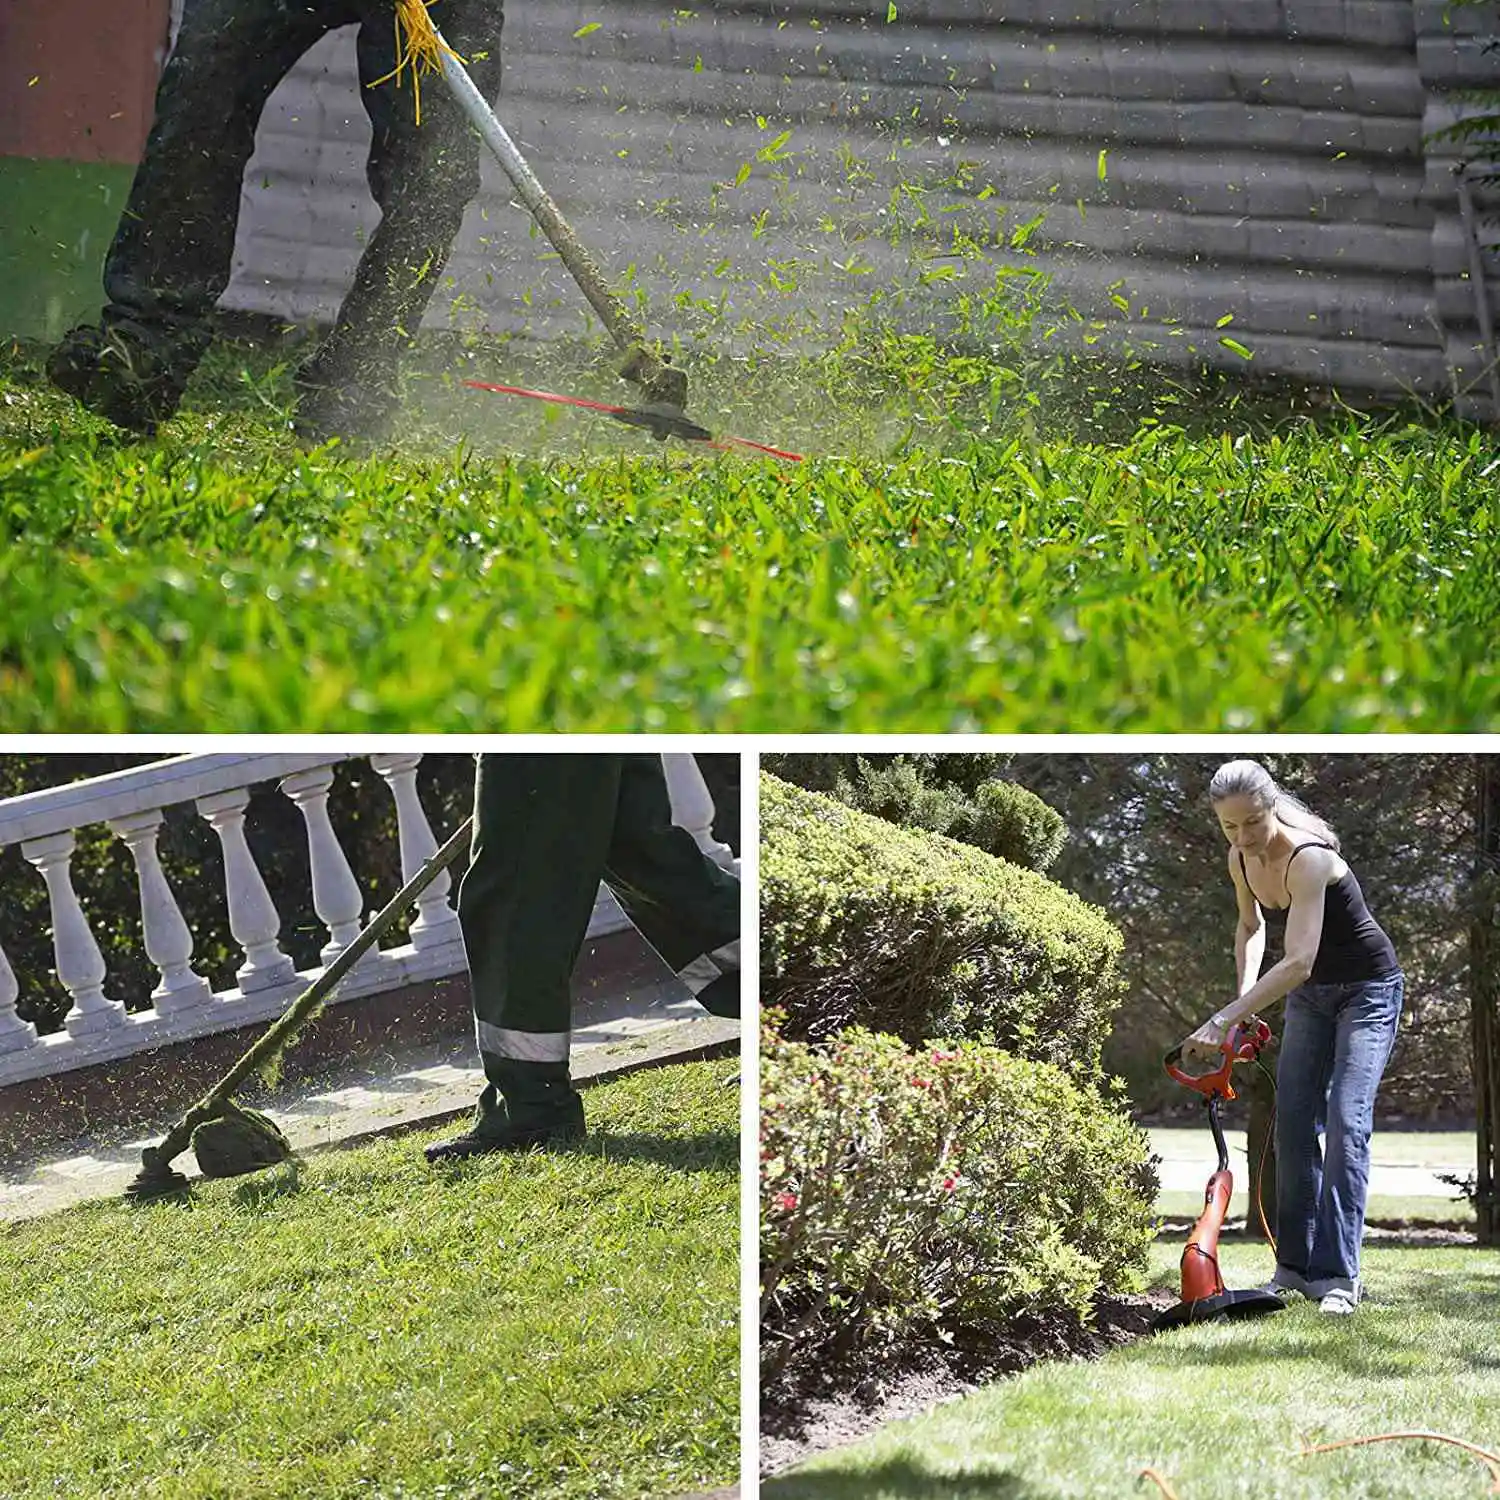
[92,0,504,402]
[457,754,741,1127]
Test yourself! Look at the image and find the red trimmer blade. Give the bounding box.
[463,379,803,461]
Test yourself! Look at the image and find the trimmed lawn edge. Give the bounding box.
[759,1291,1173,1478]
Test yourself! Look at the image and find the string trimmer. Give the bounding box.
[1152,1016,1286,1331]
[387,3,799,456]
[124,817,473,1200]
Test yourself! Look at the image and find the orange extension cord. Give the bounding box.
[1142,1434,1500,1495]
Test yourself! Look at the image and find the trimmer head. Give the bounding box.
[123,1162,192,1201]
[604,401,713,443]
[1153,1288,1287,1331]
[463,380,802,460]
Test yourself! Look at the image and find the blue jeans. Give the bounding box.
[1274,971,1404,1292]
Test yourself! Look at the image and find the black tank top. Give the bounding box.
[1240,842,1399,984]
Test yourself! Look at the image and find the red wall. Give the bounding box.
[0,0,170,162]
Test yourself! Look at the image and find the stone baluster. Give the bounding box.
[660,753,737,871]
[369,752,462,950]
[0,926,38,1054]
[21,831,127,1037]
[197,789,297,994]
[108,808,214,1017]
[280,765,366,967]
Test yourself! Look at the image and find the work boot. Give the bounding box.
[46,322,189,436]
[292,342,401,446]
[424,1083,586,1163]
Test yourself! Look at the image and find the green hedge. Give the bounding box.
[832,757,1066,871]
[760,1020,1157,1377]
[761,774,1124,1080]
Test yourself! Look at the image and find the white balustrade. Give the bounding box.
[280,766,366,968]
[21,831,127,1038]
[0,932,38,1054]
[661,754,739,873]
[370,753,461,951]
[0,750,731,1087]
[107,808,213,1017]
[196,788,299,995]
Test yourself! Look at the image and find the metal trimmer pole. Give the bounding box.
[126,818,475,1199]
[434,37,688,411]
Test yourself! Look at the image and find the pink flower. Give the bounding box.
[941,1176,959,1192]
[911,1077,930,1088]
[776,1191,798,1212]
[931,1049,957,1063]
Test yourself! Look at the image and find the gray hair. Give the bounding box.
[1208,759,1340,850]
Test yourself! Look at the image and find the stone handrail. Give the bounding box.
[0,752,731,1086]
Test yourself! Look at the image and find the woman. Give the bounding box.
[1183,760,1403,1316]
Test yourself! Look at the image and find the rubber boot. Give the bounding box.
[425,1065,586,1163]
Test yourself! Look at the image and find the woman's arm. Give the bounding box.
[1231,848,1266,999]
[1184,847,1333,1057]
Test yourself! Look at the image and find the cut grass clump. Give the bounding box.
[766,1240,1500,1498]
[0,1057,739,1500]
[3,341,1498,730]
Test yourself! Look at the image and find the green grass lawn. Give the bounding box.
[766,1239,1500,1499]
[0,1058,739,1500]
[1,338,1497,730]
[1152,1188,1475,1225]
[1150,1126,1478,1225]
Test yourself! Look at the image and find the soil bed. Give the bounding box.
[760,1291,1176,1476]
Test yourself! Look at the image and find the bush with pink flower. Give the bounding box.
[760,1014,1157,1380]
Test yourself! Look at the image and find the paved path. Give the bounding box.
[1149,1127,1471,1200]
[0,987,737,1222]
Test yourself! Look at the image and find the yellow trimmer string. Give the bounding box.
[371,0,466,125]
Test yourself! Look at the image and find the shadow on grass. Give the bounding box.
[116,1160,305,1214]
[581,1128,738,1175]
[1140,1271,1500,1380]
[1142,1326,1414,1380]
[227,1162,304,1208]
[763,1458,1029,1499]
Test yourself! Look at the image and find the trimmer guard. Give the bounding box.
[1153,1287,1288,1330]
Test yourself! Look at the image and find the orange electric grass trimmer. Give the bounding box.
[1152,1017,1287,1332]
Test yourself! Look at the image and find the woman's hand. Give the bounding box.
[1180,1012,1232,1068]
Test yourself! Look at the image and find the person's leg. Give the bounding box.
[604,754,742,1019]
[1307,971,1404,1303]
[427,754,619,1161]
[296,0,505,439]
[49,0,343,433]
[1272,983,1338,1288]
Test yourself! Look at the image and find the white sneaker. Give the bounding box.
[1318,1286,1360,1316]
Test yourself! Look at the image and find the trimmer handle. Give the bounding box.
[1163,1016,1271,1103]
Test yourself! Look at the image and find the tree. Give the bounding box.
[1474,756,1500,1244]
